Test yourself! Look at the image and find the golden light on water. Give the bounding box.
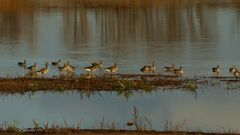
[0,0,240,10]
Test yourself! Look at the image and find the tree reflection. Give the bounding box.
[0,0,239,51]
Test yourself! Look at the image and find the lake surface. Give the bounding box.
[0,0,240,76]
[1,87,240,131]
[0,0,240,131]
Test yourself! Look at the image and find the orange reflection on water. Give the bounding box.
[0,0,239,61]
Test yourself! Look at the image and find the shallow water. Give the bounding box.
[0,0,240,132]
[0,87,240,131]
[0,0,240,76]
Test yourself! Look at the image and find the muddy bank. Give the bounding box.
[0,129,237,135]
[0,74,185,93]
[0,73,239,93]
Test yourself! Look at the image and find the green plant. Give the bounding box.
[57,84,66,91]
[116,90,134,101]
[139,82,154,91]
[115,79,135,91]
[183,79,198,91]
[27,81,39,91]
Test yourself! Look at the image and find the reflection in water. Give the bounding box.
[0,0,240,131]
[0,0,239,44]
[62,6,220,44]
[0,0,239,77]
[0,88,240,131]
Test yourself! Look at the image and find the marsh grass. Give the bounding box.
[0,117,238,134]
[129,106,152,131]
[0,75,184,93]
[1,121,20,132]
[99,118,119,130]
[164,120,187,132]
[183,78,198,91]
[0,74,239,94]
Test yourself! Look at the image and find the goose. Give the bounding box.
[18,59,26,66]
[212,65,220,73]
[212,65,220,76]
[141,65,151,73]
[51,59,61,66]
[92,60,103,69]
[37,62,49,76]
[172,66,184,75]
[58,63,68,72]
[229,65,237,73]
[66,61,75,72]
[84,64,98,73]
[92,60,103,74]
[141,62,155,73]
[105,63,118,73]
[234,69,240,77]
[164,64,175,72]
[27,63,38,71]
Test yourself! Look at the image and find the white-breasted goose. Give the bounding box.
[105,63,118,73]
[229,65,237,73]
[173,66,184,75]
[212,65,220,73]
[164,64,175,72]
[234,69,240,77]
[141,62,155,73]
[58,63,68,72]
[37,62,49,76]
[84,64,98,73]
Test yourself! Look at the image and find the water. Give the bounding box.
[0,88,240,131]
[0,0,239,76]
[0,0,240,131]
